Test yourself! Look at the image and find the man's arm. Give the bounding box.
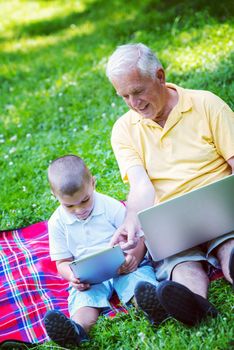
[227,156,234,173]
[111,165,155,249]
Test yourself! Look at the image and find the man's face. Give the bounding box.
[56,178,95,220]
[112,68,167,121]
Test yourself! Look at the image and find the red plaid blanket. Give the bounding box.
[0,222,127,345]
[0,221,223,345]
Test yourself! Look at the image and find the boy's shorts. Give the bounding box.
[154,232,234,281]
[68,259,157,317]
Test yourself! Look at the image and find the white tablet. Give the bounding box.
[69,245,125,284]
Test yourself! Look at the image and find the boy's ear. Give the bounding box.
[92,176,96,188]
[50,189,57,199]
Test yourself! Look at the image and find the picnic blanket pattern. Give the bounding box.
[0,221,223,345]
[0,221,127,345]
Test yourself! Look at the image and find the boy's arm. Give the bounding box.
[126,236,146,263]
[56,258,90,291]
[119,237,146,274]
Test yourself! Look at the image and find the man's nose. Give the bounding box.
[129,95,138,108]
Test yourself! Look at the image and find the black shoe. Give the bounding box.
[44,310,88,347]
[0,340,36,350]
[229,248,234,288]
[194,294,218,318]
[157,281,218,326]
[134,281,168,325]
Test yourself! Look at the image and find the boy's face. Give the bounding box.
[55,177,95,220]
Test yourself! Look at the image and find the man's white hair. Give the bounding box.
[106,43,162,81]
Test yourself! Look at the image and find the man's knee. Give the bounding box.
[172,261,206,281]
[216,238,234,258]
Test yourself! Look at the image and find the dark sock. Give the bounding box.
[229,248,234,288]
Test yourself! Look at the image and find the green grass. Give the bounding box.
[0,0,233,349]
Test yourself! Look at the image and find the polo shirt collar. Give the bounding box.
[59,191,105,225]
[130,83,193,129]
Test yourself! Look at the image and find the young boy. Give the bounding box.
[43,155,160,348]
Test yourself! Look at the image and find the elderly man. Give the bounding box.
[106,43,234,326]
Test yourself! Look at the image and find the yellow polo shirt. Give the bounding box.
[111,83,234,203]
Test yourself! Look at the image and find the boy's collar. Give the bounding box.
[60,191,105,225]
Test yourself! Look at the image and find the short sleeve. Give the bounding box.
[48,214,73,261]
[104,197,126,229]
[111,116,143,182]
[208,98,234,160]
[105,197,144,237]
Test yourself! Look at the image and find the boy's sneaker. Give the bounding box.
[229,247,234,289]
[157,281,218,326]
[134,281,169,325]
[44,310,88,347]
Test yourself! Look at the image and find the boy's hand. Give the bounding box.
[118,254,138,274]
[69,273,90,291]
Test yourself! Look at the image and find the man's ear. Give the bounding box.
[156,68,165,84]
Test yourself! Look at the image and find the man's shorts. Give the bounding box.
[68,259,157,317]
[154,232,234,282]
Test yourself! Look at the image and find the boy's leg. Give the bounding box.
[215,239,234,284]
[44,309,89,347]
[114,261,168,325]
[72,306,100,334]
[44,282,112,347]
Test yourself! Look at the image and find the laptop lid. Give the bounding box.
[138,175,234,261]
[69,245,125,284]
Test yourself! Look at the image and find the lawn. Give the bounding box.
[0,0,233,349]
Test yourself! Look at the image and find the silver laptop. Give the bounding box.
[69,245,125,284]
[138,175,234,261]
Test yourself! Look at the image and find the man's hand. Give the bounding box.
[110,212,141,250]
[118,254,138,274]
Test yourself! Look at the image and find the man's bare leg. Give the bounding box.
[215,239,234,284]
[172,261,209,298]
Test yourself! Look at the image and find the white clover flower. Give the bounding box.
[111,102,116,107]
[0,139,5,143]
[9,161,13,166]
[26,133,31,138]
[32,203,37,208]
[0,134,4,138]
[73,128,77,132]
[9,147,17,154]
[68,81,77,86]
[138,332,145,341]
[22,186,27,192]
[83,125,88,131]
[5,104,15,110]
[58,92,63,97]
[59,107,64,112]
[17,123,22,128]
[10,135,17,142]
[102,113,106,117]
[4,155,9,159]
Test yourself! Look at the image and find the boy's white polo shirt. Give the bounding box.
[48,192,126,261]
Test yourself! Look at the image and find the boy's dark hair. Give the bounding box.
[48,155,92,196]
